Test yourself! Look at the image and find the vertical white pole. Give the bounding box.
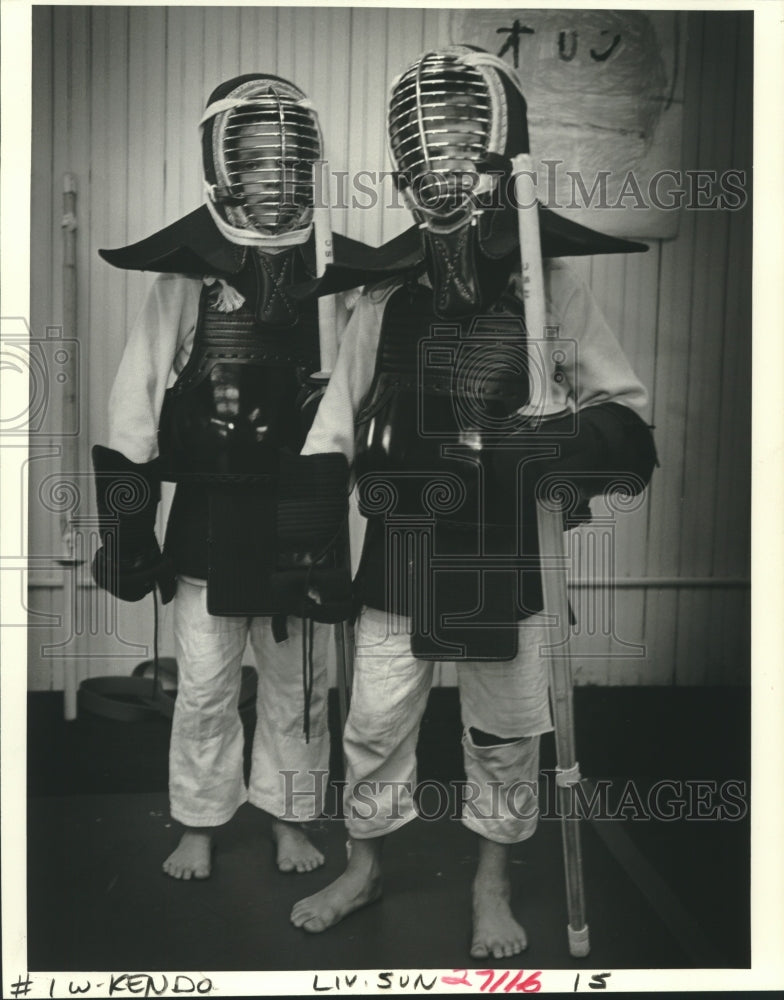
[514,152,590,956]
[61,172,80,721]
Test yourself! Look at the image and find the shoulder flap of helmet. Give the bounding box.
[478,204,649,258]
[288,228,426,301]
[98,206,246,277]
[355,206,648,277]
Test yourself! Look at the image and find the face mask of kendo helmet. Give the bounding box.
[200,74,323,251]
[388,46,531,318]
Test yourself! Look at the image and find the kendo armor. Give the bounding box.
[95,74,356,623]
[158,76,327,613]
[353,46,656,660]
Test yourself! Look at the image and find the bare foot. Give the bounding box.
[162,828,213,880]
[470,836,528,959]
[470,875,528,960]
[271,819,325,874]
[290,838,383,932]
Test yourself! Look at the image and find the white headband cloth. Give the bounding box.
[199,94,316,129]
[388,47,525,100]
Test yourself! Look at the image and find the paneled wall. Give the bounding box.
[26,8,752,692]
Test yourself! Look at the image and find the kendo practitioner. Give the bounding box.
[288,47,657,956]
[92,74,362,880]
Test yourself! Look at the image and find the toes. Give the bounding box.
[302,915,327,933]
[163,861,211,880]
[290,902,313,924]
[291,908,315,928]
[489,940,512,959]
[279,851,323,873]
[472,937,523,960]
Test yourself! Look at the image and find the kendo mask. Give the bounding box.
[200,74,324,325]
[388,46,530,319]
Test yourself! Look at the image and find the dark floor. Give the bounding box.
[26,686,750,973]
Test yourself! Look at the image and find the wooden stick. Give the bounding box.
[312,164,338,378]
[537,498,590,957]
[512,154,545,341]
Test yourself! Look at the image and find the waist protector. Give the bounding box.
[354,284,544,659]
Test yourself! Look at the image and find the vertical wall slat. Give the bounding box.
[706,13,752,684]
[381,11,423,243]
[347,8,390,247]
[643,13,703,689]
[312,7,353,238]
[275,7,298,85]
[127,9,167,248]
[712,13,753,581]
[238,6,277,78]
[679,13,738,579]
[29,6,55,681]
[675,14,748,684]
[166,7,205,221]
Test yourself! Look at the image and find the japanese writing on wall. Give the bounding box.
[451,9,686,238]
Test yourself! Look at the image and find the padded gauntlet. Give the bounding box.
[91,445,176,603]
[494,402,658,521]
[272,450,353,622]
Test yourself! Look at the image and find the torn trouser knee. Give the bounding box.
[459,727,541,844]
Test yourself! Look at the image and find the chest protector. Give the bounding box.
[159,282,320,481]
[354,283,544,661]
[158,281,322,614]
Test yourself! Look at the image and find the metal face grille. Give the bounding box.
[219,86,321,237]
[389,53,491,217]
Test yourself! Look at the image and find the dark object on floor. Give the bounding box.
[77,658,258,723]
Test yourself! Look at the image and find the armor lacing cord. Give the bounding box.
[298,515,349,744]
[152,587,161,701]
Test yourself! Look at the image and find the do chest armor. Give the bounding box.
[159,282,321,482]
[355,283,530,516]
[353,283,544,661]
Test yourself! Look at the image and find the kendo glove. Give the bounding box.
[493,402,658,521]
[91,445,176,603]
[271,450,353,623]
